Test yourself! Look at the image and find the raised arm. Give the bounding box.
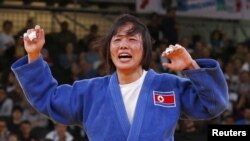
[11,25,83,125]
[162,44,228,119]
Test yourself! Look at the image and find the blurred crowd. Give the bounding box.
[0,9,250,141]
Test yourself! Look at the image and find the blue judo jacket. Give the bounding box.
[11,56,228,141]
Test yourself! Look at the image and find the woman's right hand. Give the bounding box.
[23,25,45,63]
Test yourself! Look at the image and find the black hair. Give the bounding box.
[20,120,32,126]
[12,105,23,113]
[3,20,13,28]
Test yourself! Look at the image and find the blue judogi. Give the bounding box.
[11,56,228,141]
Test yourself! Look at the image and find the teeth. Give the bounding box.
[119,53,132,60]
[119,53,131,58]
[119,53,130,56]
[120,58,131,61]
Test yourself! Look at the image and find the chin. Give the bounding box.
[117,65,141,73]
[116,65,134,71]
[117,67,132,71]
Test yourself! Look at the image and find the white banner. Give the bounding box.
[136,0,250,20]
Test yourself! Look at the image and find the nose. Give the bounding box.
[119,39,129,49]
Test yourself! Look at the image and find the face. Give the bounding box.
[56,124,68,136]
[110,23,143,72]
[0,90,5,101]
[21,123,31,134]
[12,110,22,120]
[0,121,6,132]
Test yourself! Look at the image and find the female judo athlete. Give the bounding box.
[11,14,228,141]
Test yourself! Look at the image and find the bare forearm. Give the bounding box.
[187,60,200,70]
[28,53,41,63]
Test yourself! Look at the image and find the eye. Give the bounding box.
[112,38,121,42]
[129,38,137,41]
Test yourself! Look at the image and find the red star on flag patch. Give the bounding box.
[153,91,176,107]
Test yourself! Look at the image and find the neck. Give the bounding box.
[117,68,143,85]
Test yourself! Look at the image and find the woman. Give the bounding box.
[11,14,228,141]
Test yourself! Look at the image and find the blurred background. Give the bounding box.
[0,0,250,141]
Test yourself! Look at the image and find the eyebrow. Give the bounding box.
[113,34,139,38]
[113,34,125,37]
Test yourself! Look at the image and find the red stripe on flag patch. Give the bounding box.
[153,91,176,107]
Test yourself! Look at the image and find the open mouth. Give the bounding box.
[118,53,132,61]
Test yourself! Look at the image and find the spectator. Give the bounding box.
[15,37,26,59]
[84,39,101,70]
[0,20,15,69]
[3,71,28,107]
[0,20,15,52]
[55,21,77,54]
[160,7,179,44]
[45,123,73,141]
[241,52,250,72]
[8,133,19,141]
[221,112,235,125]
[67,62,81,84]
[209,29,224,56]
[19,120,33,141]
[58,42,77,70]
[147,12,161,50]
[78,24,100,52]
[0,117,11,141]
[77,52,97,79]
[8,105,23,135]
[235,107,250,124]
[22,104,49,129]
[0,86,13,117]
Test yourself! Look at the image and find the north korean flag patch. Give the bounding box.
[153,91,176,107]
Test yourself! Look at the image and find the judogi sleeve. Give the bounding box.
[180,59,228,119]
[11,56,84,125]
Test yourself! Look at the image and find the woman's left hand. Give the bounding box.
[161,44,199,71]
